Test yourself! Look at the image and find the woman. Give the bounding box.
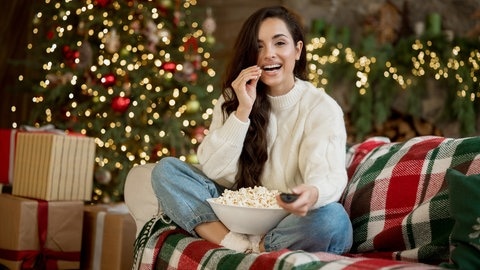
[151,5,352,254]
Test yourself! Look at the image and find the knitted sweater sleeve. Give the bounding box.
[196,95,250,187]
[299,94,348,208]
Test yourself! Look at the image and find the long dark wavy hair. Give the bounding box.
[221,6,308,188]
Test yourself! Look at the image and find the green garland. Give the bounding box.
[307,28,480,141]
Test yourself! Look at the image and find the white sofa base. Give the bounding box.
[124,163,160,236]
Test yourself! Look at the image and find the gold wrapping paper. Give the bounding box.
[81,203,136,270]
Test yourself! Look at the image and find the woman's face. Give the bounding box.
[257,17,302,96]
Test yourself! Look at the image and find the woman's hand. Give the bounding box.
[276,184,319,216]
[231,65,262,122]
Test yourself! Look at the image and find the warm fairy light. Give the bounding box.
[306,32,480,93]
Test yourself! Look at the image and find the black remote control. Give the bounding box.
[280,193,299,203]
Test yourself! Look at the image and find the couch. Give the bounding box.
[124,135,480,269]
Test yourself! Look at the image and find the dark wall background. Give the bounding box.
[0,1,34,129]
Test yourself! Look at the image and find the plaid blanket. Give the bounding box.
[342,136,480,264]
[131,135,480,269]
[132,216,442,269]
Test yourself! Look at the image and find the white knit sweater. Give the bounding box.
[197,79,347,208]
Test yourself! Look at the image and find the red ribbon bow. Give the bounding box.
[0,200,80,269]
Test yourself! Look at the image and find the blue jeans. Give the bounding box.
[151,157,353,254]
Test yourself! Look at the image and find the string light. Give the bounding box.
[20,0,219,202]
[306,32,479,140]
[307,35,480,97]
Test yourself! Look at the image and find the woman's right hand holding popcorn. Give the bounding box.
[231,65,262,122]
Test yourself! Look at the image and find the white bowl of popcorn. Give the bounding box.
[207,186,288,235]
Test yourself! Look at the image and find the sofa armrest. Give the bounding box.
[124,163,160,236]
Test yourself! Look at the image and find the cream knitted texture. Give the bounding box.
[248,235,262,253]
[220,232,251,252]
[197,79,348,208]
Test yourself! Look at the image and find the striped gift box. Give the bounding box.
[12,132,96,201]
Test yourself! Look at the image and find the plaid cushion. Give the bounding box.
[345,136,391,179]
[342,136,480,264]
[133,216,442,269]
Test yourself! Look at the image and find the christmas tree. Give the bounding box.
[20,0,219,203]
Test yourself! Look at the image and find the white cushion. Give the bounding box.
[124,163,160,236]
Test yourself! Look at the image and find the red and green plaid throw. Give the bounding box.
[342,136,480,264]
[131,135,480,269]
[132,216,442,269]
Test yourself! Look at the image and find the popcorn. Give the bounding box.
[213,186,280,208]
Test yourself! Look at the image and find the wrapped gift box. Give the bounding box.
[12,132,96,201]
[0,194,84,269]
[81,203,136,270]
[0,129,18,185]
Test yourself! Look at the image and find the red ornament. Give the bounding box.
[101,73,116,87]
[184,36,199,54]
[162,61,177,73]
[47,30,55,40]
[94,0,111,7]
[188,72,198,83]
[111,96,131,113]
[157,5,168,16]
[62,45,70,53]
[62,45,79,68]
[150,143,164,162]
[193,126,206,143]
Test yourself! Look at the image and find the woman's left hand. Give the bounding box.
[276,184,319,216]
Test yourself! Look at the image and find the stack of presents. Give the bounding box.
[0,128,136,270]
